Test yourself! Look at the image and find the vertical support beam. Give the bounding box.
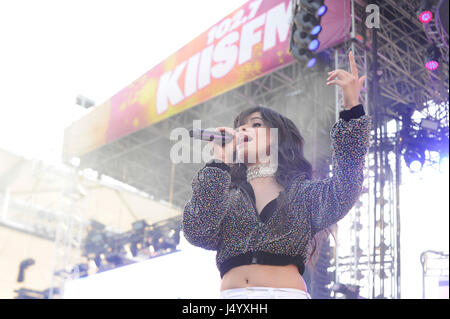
[334,49,340,122]
[394,121,402,299]
[169,163,176,208]
[371,2,379,297]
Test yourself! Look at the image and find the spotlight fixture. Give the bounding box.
[294,9,319,31]
[290,0,327,68]
[301,0,327,17]
[417,0,435,24]
[419,10,433,23]
[307,57,317,68]
[403,144,426,172]
[425,45,441,71]
[311,25,322,36]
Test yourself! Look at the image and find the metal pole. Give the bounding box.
[371,0,380,299]
[335,49,340,122]
[380,123,385,297]
[169,163,176,208]
[395,122,402,298]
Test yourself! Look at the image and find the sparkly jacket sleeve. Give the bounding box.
[182,162,231,250]
[296,104,371,237]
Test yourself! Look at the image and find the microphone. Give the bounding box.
[189,128,234,145]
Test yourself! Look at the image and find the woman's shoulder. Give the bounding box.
[285,172,313,199]
[288,172,309,188]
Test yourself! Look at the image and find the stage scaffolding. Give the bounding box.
[71,0,448,299]
[48,168,87,299]
[332,0,449,299]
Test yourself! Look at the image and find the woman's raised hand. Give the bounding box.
[326,50,366,110]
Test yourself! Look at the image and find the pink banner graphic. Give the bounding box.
[63,0,350,160]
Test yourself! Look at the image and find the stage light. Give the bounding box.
[307,57,317,68]
[410,159,423,172]
[292,47,316,69]
[425,60,439,71]
[294,10,319,31]
[291,46,313,64]
[309,39,320,51]
[311,25,322,36]
[290,1,325,69]
[403,145,426,172]
[293,29,320,60]
[425,45,441,71]
[317,5,327,17]
[419,10,433,23]
[294,29,312,48]
[418,0,434,23]
[293,12,321,52]
[301,0,327,17]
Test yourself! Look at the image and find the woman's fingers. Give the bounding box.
[359,75,367,87]
[327,79,344,86]
[327,51,365,109]
[327,69,350,84]
[349,51,359,78]
[327,70,347,86]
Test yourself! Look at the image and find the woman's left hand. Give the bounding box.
[326,50,366,110]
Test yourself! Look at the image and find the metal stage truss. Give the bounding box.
[73,0,448,299]
[78,61,339,209]
[331,0,448,299]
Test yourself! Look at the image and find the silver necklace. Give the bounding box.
[246,164,277,182]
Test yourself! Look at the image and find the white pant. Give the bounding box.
[220,286,312,299]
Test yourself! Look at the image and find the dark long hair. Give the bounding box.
[229,105,328,267]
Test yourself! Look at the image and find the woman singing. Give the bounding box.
[182,51,371,299]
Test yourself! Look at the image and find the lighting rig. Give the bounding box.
[81,217,181,273]
[289,0,328,68]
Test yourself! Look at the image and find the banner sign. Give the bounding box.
[63,0,350,160]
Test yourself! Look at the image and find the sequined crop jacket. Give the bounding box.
[182,104,372,278]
